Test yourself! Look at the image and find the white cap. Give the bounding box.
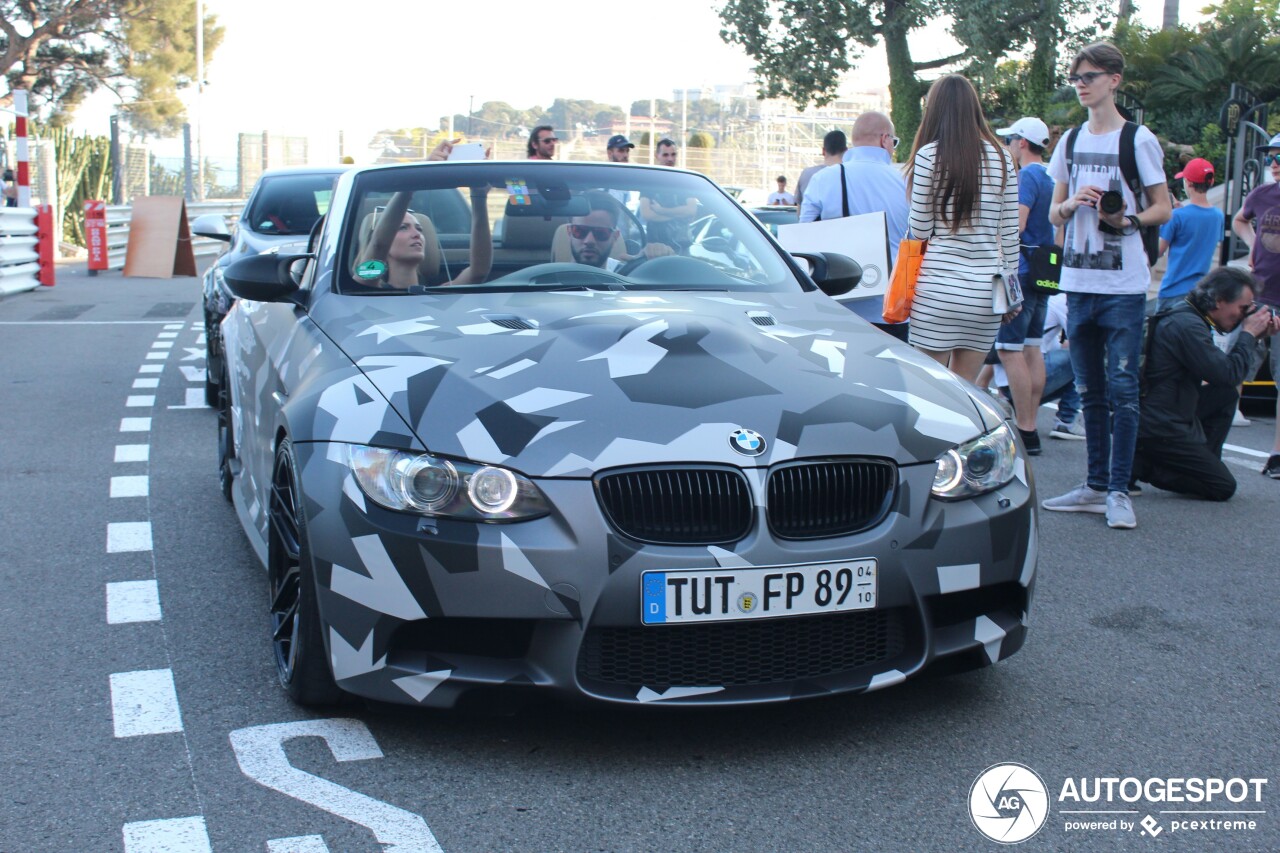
[996,117,1050,148]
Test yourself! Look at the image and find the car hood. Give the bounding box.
[308,289,991,476]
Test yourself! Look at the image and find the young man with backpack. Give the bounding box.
[1041,42,1172,529]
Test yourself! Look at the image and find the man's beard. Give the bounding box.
[571,244,606,267]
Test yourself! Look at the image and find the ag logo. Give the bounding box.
[728,428,766,456]
[969,763,1049,844]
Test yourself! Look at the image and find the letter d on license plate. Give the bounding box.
[642,559,876,625]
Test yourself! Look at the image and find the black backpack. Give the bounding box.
[1062,121,1161,267]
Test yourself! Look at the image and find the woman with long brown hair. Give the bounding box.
[905,74,1020,381]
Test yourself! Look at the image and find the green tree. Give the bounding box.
[1112,2,1280,144]
[719,0,1108,151]
[0,0,223,132]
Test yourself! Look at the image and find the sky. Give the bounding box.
[69,0,1200,162]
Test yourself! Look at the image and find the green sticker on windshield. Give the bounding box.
[355,260,386,280]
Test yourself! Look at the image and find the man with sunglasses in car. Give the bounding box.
[1231,132,1280,479]
[570,193,673,271]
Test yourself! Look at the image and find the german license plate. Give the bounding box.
[641,559,877,625]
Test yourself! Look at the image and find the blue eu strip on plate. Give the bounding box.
[642,572,667,624]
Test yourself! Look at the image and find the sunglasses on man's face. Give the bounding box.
[1067,70,1109,86]
[539,137,559,145]
[1265,154,1280,166]
[569,224,615,241]
[884,133,900,149]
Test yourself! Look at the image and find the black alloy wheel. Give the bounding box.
[267,439,341,705]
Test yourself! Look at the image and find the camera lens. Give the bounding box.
[1098,190,1124,215]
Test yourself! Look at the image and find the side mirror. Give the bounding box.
[223,252,312,302]
[792,251,862,297]
[190,213,232,242]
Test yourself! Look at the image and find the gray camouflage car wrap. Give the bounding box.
[223,283,1035,708]
[220,163,1035,709]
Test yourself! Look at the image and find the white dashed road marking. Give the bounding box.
[115,444,150,463]
[122,816,212,853]
[107,581,162,624]
[133,378,160,389]
[110,475,149,498]
[120,417,152,432]
[107,522,153,553]
[138,364,163,374]
[110,669,183,737]
[126,395,156,407]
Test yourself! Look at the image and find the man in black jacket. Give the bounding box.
[1133,267,1280,500]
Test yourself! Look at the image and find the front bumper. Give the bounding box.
[296,443,1036,708]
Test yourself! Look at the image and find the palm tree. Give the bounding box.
[1147,18,1280,107]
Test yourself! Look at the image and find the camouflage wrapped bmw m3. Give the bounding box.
[218,160,1036,709]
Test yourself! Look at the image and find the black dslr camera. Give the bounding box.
[1097,190,1125,216]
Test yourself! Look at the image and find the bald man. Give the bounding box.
[799,111,911,335]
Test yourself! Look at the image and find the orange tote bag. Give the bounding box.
[882,238,926,324]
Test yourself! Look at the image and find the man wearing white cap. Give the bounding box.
[1231,132,1280,478]
[995,116,1059,452]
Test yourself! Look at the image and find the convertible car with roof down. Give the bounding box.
[217,159,1037,709]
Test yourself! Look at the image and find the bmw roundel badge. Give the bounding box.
[729,428,767,456]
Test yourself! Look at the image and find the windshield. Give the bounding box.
[244,172,341,236]
[336,163,803,295]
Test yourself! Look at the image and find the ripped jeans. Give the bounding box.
[1066,292,1146,494]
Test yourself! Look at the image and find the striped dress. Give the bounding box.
[907,141,1020,352]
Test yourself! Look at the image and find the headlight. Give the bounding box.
[931,423,1018,500]
[345,445,549,521]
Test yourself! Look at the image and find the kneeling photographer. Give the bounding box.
[1133,268,1279,500]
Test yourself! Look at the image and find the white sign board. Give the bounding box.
[777,212,891,304]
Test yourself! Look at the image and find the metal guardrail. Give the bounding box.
[0,206,40,296]
[104,199,245,271]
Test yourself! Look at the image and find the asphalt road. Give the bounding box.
[1,263,1276,853]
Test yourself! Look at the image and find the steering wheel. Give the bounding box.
[616,253,652,277]
[496,262,628,287]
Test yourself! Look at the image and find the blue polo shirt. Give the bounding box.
[1158,204,1224,298]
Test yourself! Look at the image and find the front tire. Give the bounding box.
[268,439,342,705]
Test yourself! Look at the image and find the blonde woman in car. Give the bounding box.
[358,139,492,288]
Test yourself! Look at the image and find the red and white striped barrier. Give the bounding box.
[13,90,31,209]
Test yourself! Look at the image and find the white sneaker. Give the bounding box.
[1042,484,1107,513]
[1106,491,1137,529]
[1050,419,1086,440]
[1232,409,1251,427]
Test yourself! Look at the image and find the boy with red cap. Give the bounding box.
[1156,157,1224,313]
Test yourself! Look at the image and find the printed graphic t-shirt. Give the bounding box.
[1241,181,1280,306]
[1157,204,1224,298]
[1046,124,1166,295]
